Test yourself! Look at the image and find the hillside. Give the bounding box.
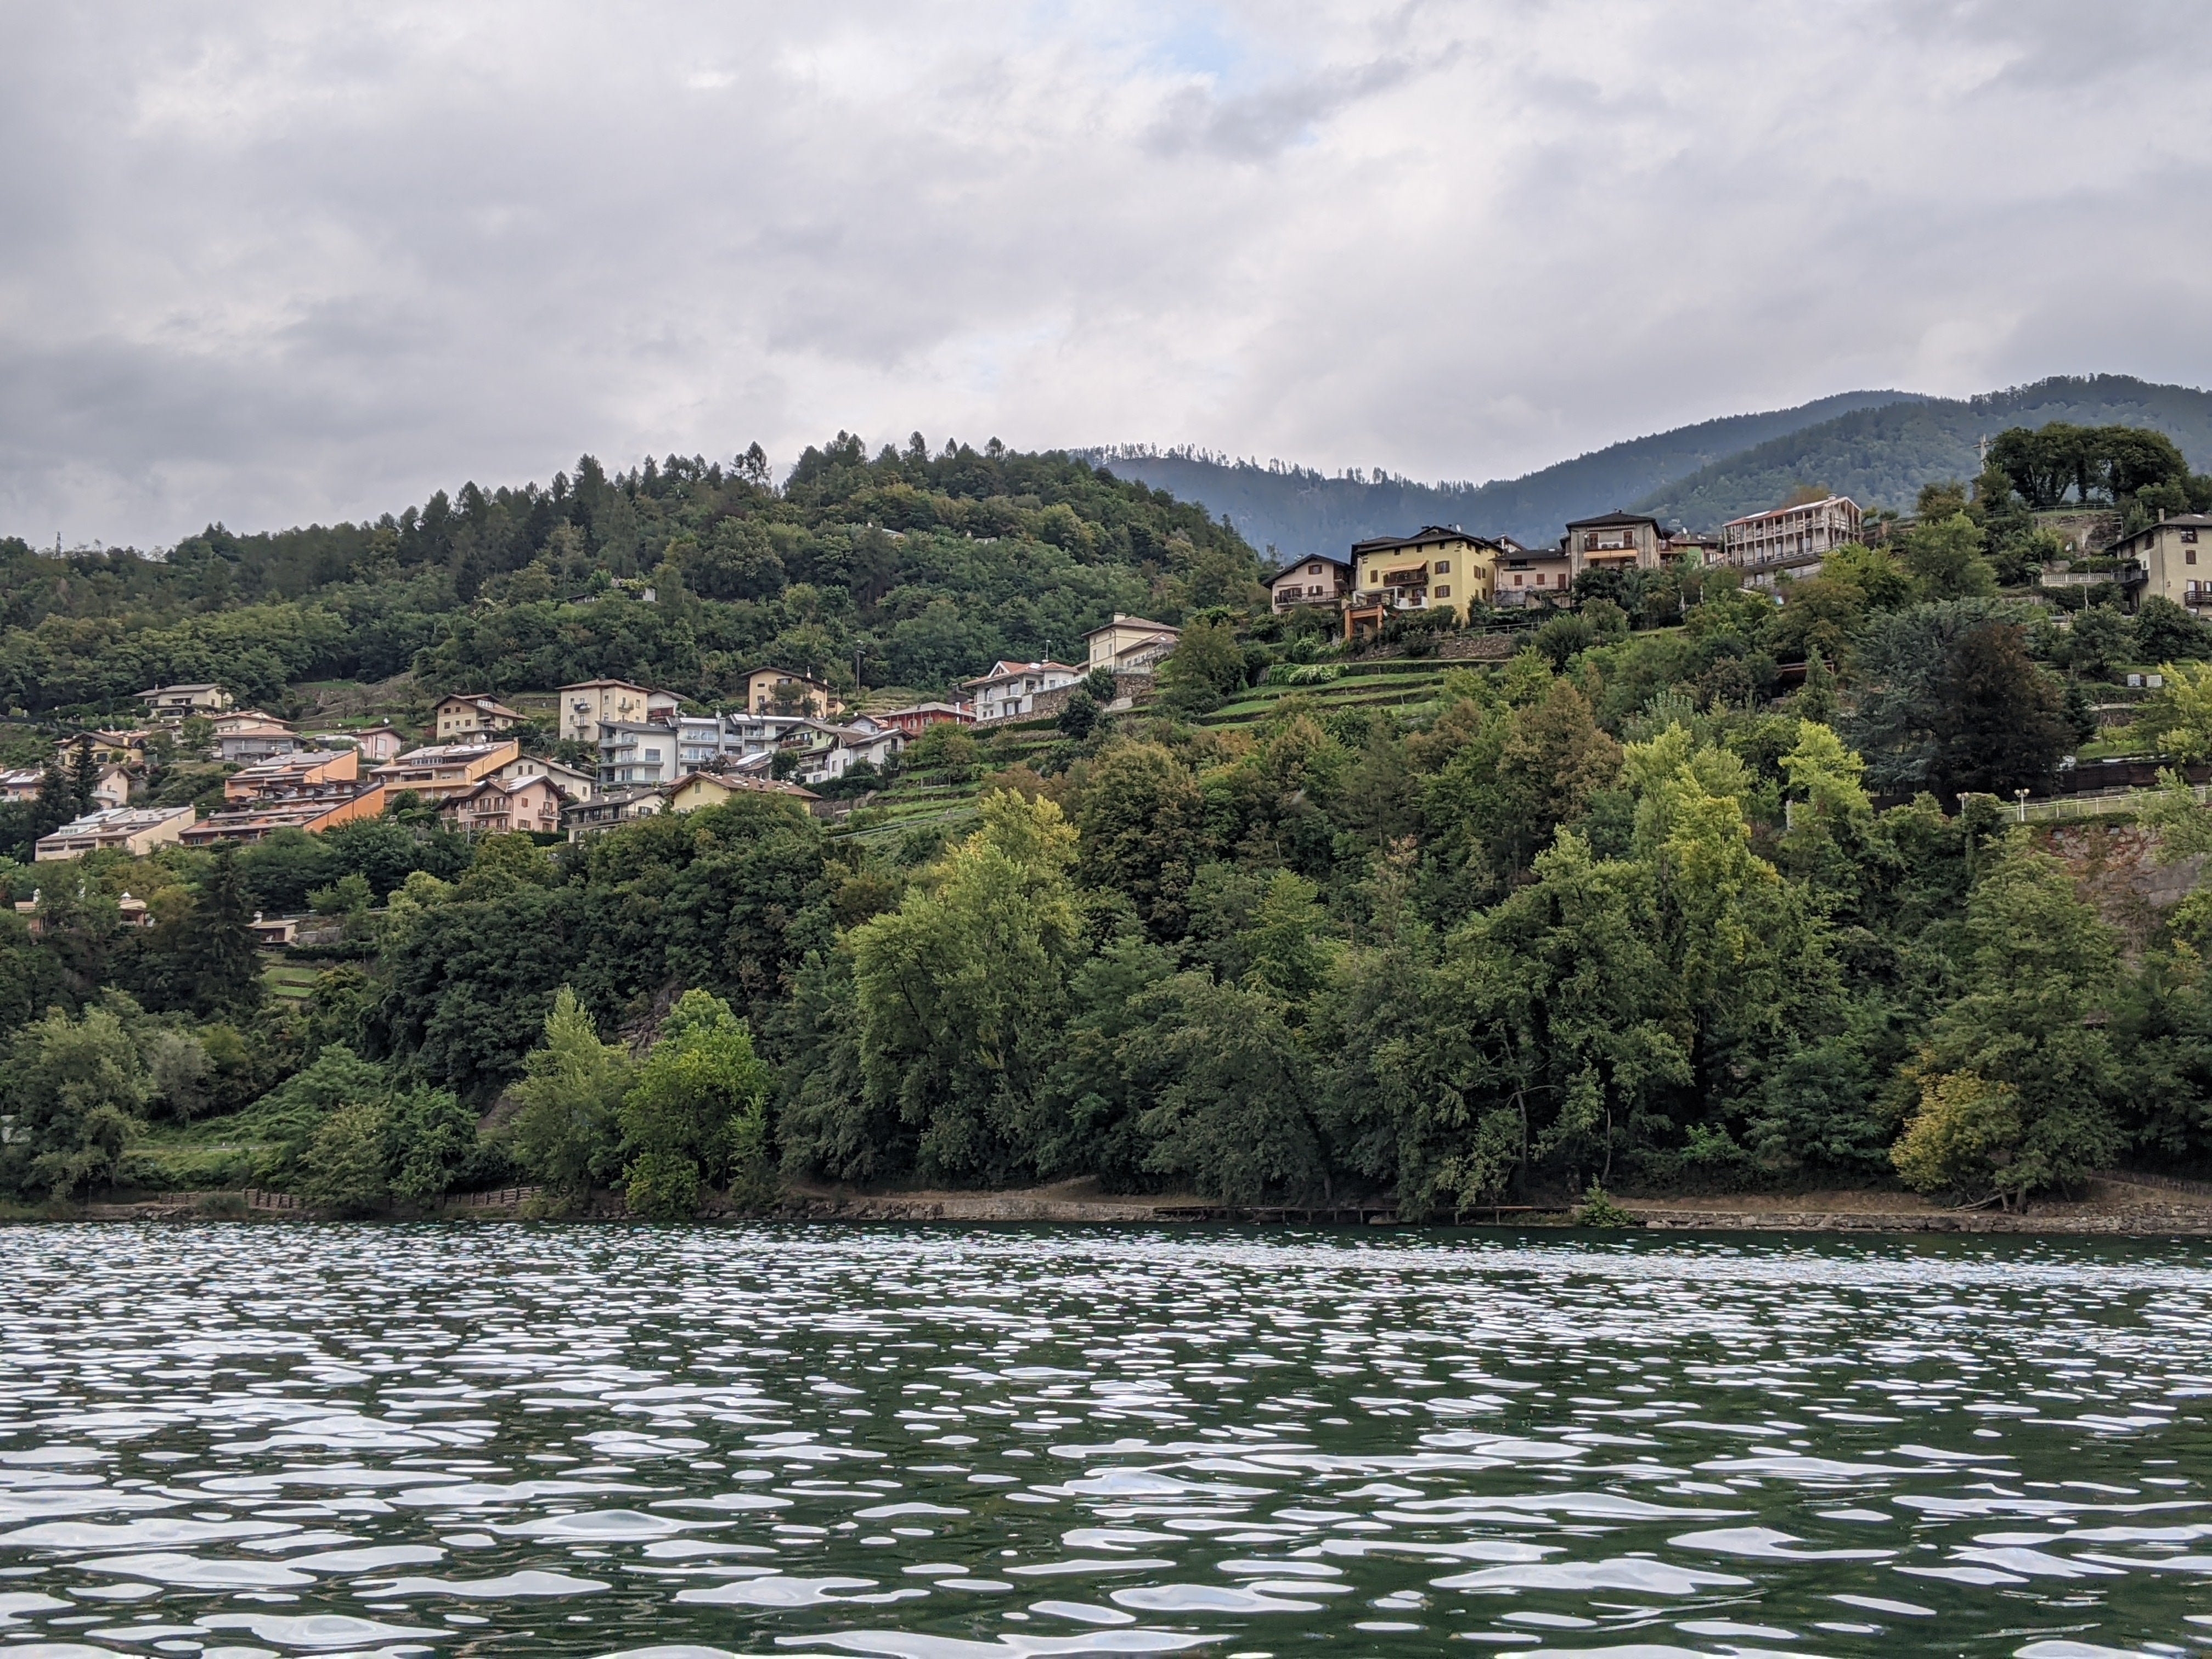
[0,435,1261,719]
[1637,374,2212,528]
[1088,390,1920,554]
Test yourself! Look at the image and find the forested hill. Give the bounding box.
[1638,375,2212,529]
[0,436,1263,716]
[1087,389,1920,553]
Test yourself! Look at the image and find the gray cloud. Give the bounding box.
[2,0,2207,548]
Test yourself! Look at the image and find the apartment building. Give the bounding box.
[1494,538,1577,606]
[36,805,198,861]
[182,783,387,845]
[1720,496,1864,578]
[223,748,359,802]
[441,774,566,836]
[597,721,681,789]
[373,738,522,801]
[557,679,679,744]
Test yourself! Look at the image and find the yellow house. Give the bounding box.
[665,772,819,814]
[1084,614,1181,673]
[1345,526,1498,636]
[433,693,524,741]
[742,668,840,718]
[2107,512,2212,613]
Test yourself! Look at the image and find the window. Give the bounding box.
[2186,529,2200,544]
[1307,562,1322,574]
[1435,561,1450,574]
[1435,586,1451,599]
[1514,573,1525,586]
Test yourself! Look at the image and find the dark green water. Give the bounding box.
[1,1224,2207,1658]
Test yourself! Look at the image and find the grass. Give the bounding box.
[261,958,321,1003]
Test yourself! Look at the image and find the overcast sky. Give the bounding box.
[6,1,2209,549]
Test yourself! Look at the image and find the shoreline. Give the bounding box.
[25,1174,2212,1236]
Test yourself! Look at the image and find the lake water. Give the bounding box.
[0,1225,2208,1659]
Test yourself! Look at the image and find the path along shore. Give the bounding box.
[40,1174,2212,1234]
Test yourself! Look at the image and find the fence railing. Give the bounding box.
[2016,783,2208,823]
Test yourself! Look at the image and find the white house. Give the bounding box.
[962,659,1083,723]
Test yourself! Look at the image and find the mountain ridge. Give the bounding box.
[1095,374,2212,558]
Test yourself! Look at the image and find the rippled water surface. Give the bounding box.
[2,1226,2210,1659]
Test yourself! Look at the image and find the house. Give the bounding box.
[495,755,596,803]
[1268,558,1355,612]
[35,804,198,861]
[963,660,1083,723]
[215,725,302,764]
[1719,496,1864,584]
[1564,511,1664,575]
[247,913,298,947]
[181,784,387,845]
[1666,529,1723,563]
[88,765,133,811]
[349,725,410,763]
[432,693,525,741]
[1085,614,1181,673]
[212,710,290,738]
[440,774,567,836]
[0,769,44,803]
[797,725,906,787]
[2071,512,2208,612]
[877,702,974,737]
[116,893,154,930]
[1345,526,1499,636]
[1494,535,1576,607]
[557,679,680,744]
[140,683,234,720]
[562,785,668,841]
[665,771,820,814]
[224,748,360,803]
[742,667,840,718]
[74,729,155,766]
[372,738,522,801]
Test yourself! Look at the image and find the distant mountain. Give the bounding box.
[1094,375,2212,555]
[1087,390,1921,556]
[1634,374,2212,528]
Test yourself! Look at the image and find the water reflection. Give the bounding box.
[0,1224,2205,1657]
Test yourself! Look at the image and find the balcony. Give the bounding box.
[2040,560,2145,590]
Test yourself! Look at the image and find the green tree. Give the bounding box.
[185,846,264,1016]
[0,1001,149,1199]
[1076,743,1209,938]
[848,792,1086,1184]
[619,988,773,1218]
[300,1103,392,1216]
[1900,513,1997,599]
[1895,840,2124,1203]
[1843,602,2070,800]
[1158,618,1248,713]
[506,986,631,1196]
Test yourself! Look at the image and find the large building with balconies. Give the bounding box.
[1719,496,1863,583]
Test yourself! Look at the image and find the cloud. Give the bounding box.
[2,0,2208,546]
